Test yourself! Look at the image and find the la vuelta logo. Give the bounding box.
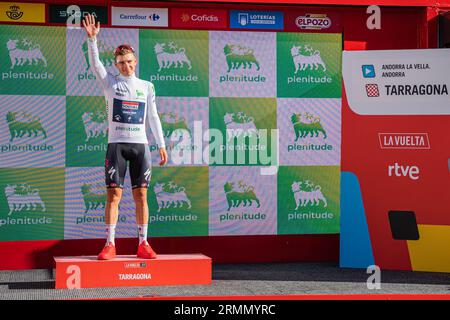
[295,14,332,30]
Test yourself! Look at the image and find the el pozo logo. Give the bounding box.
[295,14,332,30]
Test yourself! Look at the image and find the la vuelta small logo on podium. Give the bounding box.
[66,265,81,289]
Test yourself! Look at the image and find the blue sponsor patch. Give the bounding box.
[112,98,145,124]
[230,10,284,30]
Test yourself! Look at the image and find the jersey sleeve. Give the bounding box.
[86,37,112,89]
[146,82,166,149]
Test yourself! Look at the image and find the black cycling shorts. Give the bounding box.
[105,143,152,189]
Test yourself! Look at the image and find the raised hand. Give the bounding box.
[82,13,100,39]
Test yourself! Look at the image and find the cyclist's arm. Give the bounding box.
[146,83,166,149]
[86,37,110,88]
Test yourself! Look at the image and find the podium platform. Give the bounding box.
[54,254,212,289]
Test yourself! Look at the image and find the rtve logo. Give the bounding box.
[388,162,420,180]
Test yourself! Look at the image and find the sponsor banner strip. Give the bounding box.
[0,2,45,23]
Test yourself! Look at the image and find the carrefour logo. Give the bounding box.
[119,13,160,21]
[295,14,331,30]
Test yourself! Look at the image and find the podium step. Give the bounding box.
[54,254,212,289]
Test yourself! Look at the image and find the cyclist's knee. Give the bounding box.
[132,188,147,204]
[107,188,122,204]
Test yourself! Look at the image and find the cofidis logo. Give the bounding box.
[171,8,227,29]
[230,10,283,30]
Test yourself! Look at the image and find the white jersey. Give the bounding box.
[87,37,165,147]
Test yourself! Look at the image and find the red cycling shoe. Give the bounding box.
[97,243,116,260]
[137,241,157,259]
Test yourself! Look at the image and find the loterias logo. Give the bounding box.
[230,10,283,30]
[295,14,331,30]
[171,8,227,29]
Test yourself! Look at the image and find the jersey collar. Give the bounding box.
[118,73,137,81]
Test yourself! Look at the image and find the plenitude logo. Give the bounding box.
[0,168,64,241]
[209,98,277,167]
[1,110,53,155]
[220,43,265,84]
[288,111,330,152]
[278,99,341,166]
[209,166,277,236]
[140,30,208,97]
[0,25,65,95]
[66,96,108,167]
[148,167,209,237]
[277,33,342,98]
[210,31,276,98]
[277,166,340,235]
[289,43,329,83]
[3,37,52,81]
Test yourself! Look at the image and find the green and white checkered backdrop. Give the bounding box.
[0,25,342,241]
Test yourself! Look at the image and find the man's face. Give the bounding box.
[115,53,137,77]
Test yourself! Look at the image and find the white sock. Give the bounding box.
[106,224,116,245]
[138,224,148,244]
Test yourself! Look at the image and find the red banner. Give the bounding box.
[171,8,228,29]
[285,10,342,33]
